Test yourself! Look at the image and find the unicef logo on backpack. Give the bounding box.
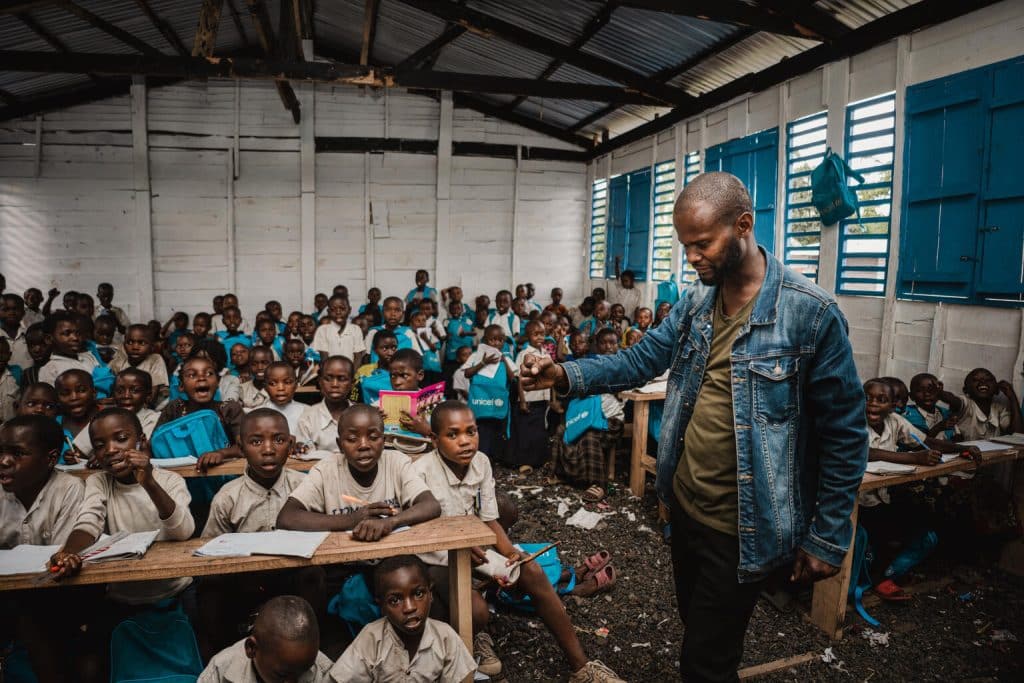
[565,410,590,430]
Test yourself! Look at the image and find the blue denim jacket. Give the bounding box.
[563,251,867,580]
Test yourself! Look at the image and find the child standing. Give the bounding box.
[366,297,419,358]
[486,291,519,353]
[297,356,353,453]
[405,269,438,307]
[329,555,476,682]
[38,311,99,387]
[457,325,516,463]
[264,361,304,434]
[359,287,383,327]
[511,321,553,474]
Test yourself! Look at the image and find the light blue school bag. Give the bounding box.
[468,366,509,421]
[563,395,608,444]
[108,602,202,683]
[360,368,392,405]
[811,148,865,226]
[149,412,229,460]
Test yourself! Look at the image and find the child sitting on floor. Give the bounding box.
[955,367,1023,441]
[198,410,326,659]
[297,356,353,453]
[330,555,476,682]
[410,401,625,683]
[276,405,440,542]
[906,373,963,440]
[113,368,160,439]
[264,361,304,434]
[353,330,398,406]
[198,595,332,683]
[239,346,273,411]
[109,324,169,406]
[551,328,624,503]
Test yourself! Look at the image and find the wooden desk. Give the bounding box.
[620,389,665,497]
[809,446,1024,639]
[0,516,495,656]
[67,457,319,480]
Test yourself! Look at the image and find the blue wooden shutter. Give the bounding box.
[625,167,651,281]
[704,129,779,253]
[606,174,628,279]
[977,58,1024,303]
[898,71,984,300]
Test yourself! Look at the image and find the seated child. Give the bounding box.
[579,301,612,340]
[409,309,442,383]
[38,311,99,387]
[92,315,119,364]
[906,373,963,440]
[285,310,304,341]
[880,376,910,415]
[161,311,190,350]
[955,367,1023,440]
[330,555,475,683]
[353,330,398,406]
[653,301,671,327]
[411,402,625,683]
[366,297,419,358]
[216,305,253,372]
[198,409,326,658]
[240,346,273,410]
[110,324,169,405]
[16,382,59,418]
[254,317,284,362]
[312,295,366,368]
[195,337,241,402]
[19,322,50,389]
[544,287,569,318]
[114,368,160,439]
[312,292,329,322]
[56,368,100,461]
[286,338,318,385]
[631,307,654,336]
[265,361,304,434]
[623,327,644,348]
[551,328,624,503]
[159,351,244,470]
[213,293,251,335]
[609,303,629,337]
[359,287,383,327]
[457,325,516,463]
[299,314,318,348]
[192,312,213,340]
[265,300,287,335]
[383,349,433,458]
[172,331,196,372]
[198,595,332,683]
[0,338,17,422]
[564,330,590,362]
[276,405,440,542]
[297,356,354,453]
[449,347,473,400]
[511,321,554,473]
[443,300,475,373]
[230,343,252,383]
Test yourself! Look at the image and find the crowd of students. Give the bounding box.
[0,269,658,683]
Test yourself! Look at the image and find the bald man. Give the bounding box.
[523,172,867,682]
[198,595,332,682]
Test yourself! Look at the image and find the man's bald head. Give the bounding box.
[252,595,318,644]
[674,171,752,227]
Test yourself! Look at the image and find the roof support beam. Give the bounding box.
[192,0,223,57]
[225,0,251,48]
[359,0,380,66]
[57,0,162,55]
[133,0,188,56]
[614,0,837,41]
[588,0,1004,158]
[0,88,20,105]
[16,10,104,83]
[244,0,302,123]
[397,70,665,104]
[754,0,850,41]
[395,0,693,106]
[394,24,465,72]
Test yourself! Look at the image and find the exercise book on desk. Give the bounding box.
[80,530,160,563]
[992,433,1024,447]
[152,455,198,468]
[865,461,916,475]
[0,545,60,575]
[958,440,1009,453]
[194,530,329,559]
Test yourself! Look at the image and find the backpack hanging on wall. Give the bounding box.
[811,148,865,226]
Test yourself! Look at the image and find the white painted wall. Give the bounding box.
[587,1,1024,389]
[0,80,587,324]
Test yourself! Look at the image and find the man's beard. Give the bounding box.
[697,237,744,286]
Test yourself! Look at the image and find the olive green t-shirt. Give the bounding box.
[673,289,757,536]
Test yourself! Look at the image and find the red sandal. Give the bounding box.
[874,578,912,602]
[577,550,612,581]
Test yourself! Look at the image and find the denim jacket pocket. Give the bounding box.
[750,356,800,425]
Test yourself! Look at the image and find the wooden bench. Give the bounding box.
[0,516,496,669]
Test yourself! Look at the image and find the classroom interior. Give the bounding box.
[2,0,1024,681]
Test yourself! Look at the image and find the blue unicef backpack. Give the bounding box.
[811,148,865,226]
[109,602,202,683]
[656,276,680,311]
[361,368,392,405]
[468,364,509,421]
[149,411,229,459]
[563,395,608,444]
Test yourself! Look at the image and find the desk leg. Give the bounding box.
[629,401,650,497]
[809,503,859,639]
[448,548,474,656]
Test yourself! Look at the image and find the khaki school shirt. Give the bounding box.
[289,449,429,516]
[329,617,475,683]
[202,468,307,538]
[312,321,366,362]
[673,289,757,536]
[71,467,194,604]
[409,449,498,566]
[296,401,342,452]
[199,637,333,683]
[109,352,170,389]
[956,395,1012,441]
[238,380,270,411]
[0,470,84,548]
[869,412,925,451]
[38,352,99,387]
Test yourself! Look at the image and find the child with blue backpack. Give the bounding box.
[409,401,626,683]
[366,296,419,359]
[458,324,515,463]
[486,290,519,354]
[353,329,398,406]
[905,373,963,440]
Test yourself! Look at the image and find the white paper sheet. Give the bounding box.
[940,453,961,463]
[194,530,329,559]
[992,433,1024,447]
[958,440,1009,453]
[55,462,87,472]
[0,545,60,575]
[82,530,159,563]
[294,450,330,461]
[634,380,668,394]
[864,461,916,475]
[152,456,198,468]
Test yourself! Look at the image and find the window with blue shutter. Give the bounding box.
[897,55,1024,307]
[589,178,608,279]
[680,151,701,285]
[837,93,896,296]
[651,160,676,282]
[784,111,828,281]
[603,167,652,282]
[705,128,779,254]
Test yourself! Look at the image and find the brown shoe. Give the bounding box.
[568,660,626,682]
[474,631,503,677]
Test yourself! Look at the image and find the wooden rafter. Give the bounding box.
[57,0,162,55]
[395,0,693,107]
[16,10,103,83]
[192,0,224,57]
[614,0,841,41]
[225,0,251,49]
[394,24,465,72]
[0,88,20,105]
[244,0,301,123]
[755,0,850,41]
[133,0,188,56]
[360,0,381,66]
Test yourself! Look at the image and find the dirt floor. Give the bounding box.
[484,465,1024,682]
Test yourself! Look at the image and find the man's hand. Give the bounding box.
[520,354,568,393]
[790,548,838,584]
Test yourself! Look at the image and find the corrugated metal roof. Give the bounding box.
[0,0,932,145]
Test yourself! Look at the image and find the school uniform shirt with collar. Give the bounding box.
[1,321,31,371]
[199,637,333,683]
[0,469,84,548]
[486,309,520,340]
[219,372,242,403]
[202,467,307,537]
[238,380,270,411]
[312,320,366,362]
[289,449,429,516]
[956,395,1012,440]
[365,326,421,357]
[329,616,475,683]
[905,403,956,440]
[296,400,343,452]
[405,285,439,305]
[95,305,130,331]
[211,314,252,335]
[266,400,305,434]
[71,467,195,604]
[514,346,550,404]
[109,352,170,389]
[607,281,644,316]
[21,308,44,328]
[0,367,19,422]
[410,449,498,566]
[137,407,160,439]
[859,412,927,508]
[38,352,99,387]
